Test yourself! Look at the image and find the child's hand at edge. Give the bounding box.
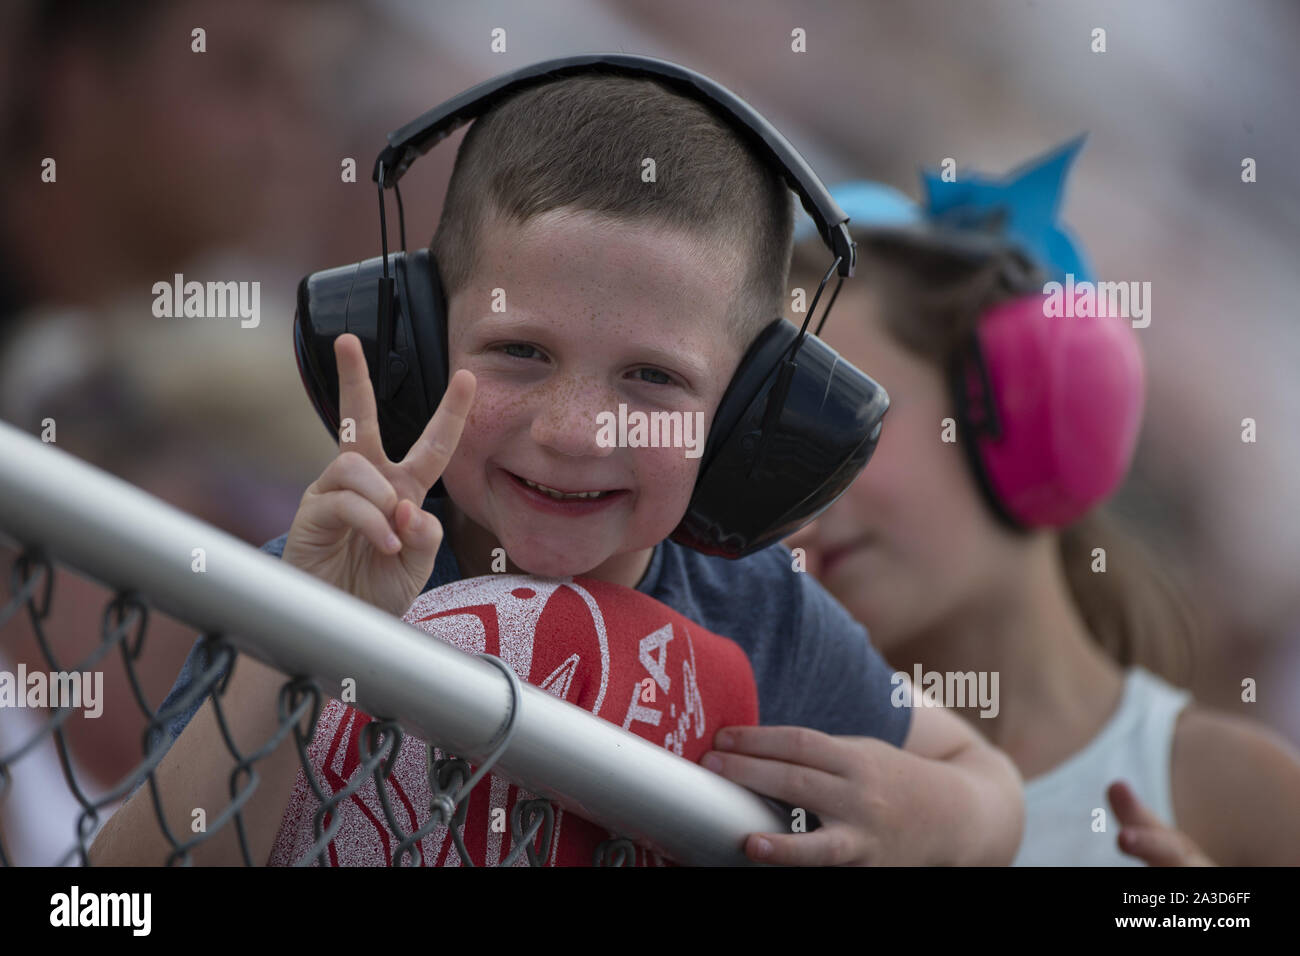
[282,333,476,618]
[701,722,1017,865]
[1108,780,1215,866]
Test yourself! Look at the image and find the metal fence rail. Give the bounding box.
[0,419,784,865]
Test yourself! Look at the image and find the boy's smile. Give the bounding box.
[439,208,746,587]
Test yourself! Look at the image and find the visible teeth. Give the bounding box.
[521,477,609,500]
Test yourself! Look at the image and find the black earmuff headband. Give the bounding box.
[372,54,856,279]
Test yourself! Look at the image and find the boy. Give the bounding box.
[90,72,1023,866]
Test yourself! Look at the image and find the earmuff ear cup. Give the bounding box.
[671,318,890,557]
[293,250,452,497]
[959,294,1145,528]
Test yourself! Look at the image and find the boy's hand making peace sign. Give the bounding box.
[283,333,476,617]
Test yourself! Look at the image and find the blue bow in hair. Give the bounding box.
[797,136,1093,284]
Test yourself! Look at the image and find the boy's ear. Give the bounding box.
[671,319,889,558]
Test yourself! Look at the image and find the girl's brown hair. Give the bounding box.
[792,230,1199,685]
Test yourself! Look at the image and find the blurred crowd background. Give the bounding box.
[0,0,1296,863]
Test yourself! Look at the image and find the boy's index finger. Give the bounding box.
[335,334,386,462]
[402,368,476,493]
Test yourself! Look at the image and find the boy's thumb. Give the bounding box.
[393,501,439,594]
[397,500,436,547]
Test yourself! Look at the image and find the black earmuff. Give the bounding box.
[293,53,889,558]
[673,316,887,555]
[295,250,447,468]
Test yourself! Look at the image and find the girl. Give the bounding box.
[787,143,1300,865]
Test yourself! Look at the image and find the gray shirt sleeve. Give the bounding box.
[774,568,911,746]
[648,541,911,747]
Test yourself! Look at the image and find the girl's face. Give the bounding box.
[792,286,1019,651]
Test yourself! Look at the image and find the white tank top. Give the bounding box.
[1012,666,1192,866]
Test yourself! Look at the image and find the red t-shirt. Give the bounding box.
[267,574,759,866]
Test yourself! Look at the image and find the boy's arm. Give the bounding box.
[897,695,1025,865]
[704,691,1024,866]
[88,533,297,865]
[88,653,306,866]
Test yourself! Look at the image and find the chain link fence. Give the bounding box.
[0,546,620,866]
[0,420,782,867]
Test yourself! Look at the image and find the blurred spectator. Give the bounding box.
[0,0,338,863]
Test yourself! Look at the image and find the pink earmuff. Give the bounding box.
[962,294,1145,528]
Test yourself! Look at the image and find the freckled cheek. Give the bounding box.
[456,384,528,448]
[442,409,507,495]
[628,448,702,505]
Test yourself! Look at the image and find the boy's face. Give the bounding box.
[440,208,746,584]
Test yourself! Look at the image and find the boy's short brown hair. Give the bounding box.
[430,73,795,349]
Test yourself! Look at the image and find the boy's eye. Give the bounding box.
[634,368,673,386]
[493,345,674,385]
[501,343,541,360]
